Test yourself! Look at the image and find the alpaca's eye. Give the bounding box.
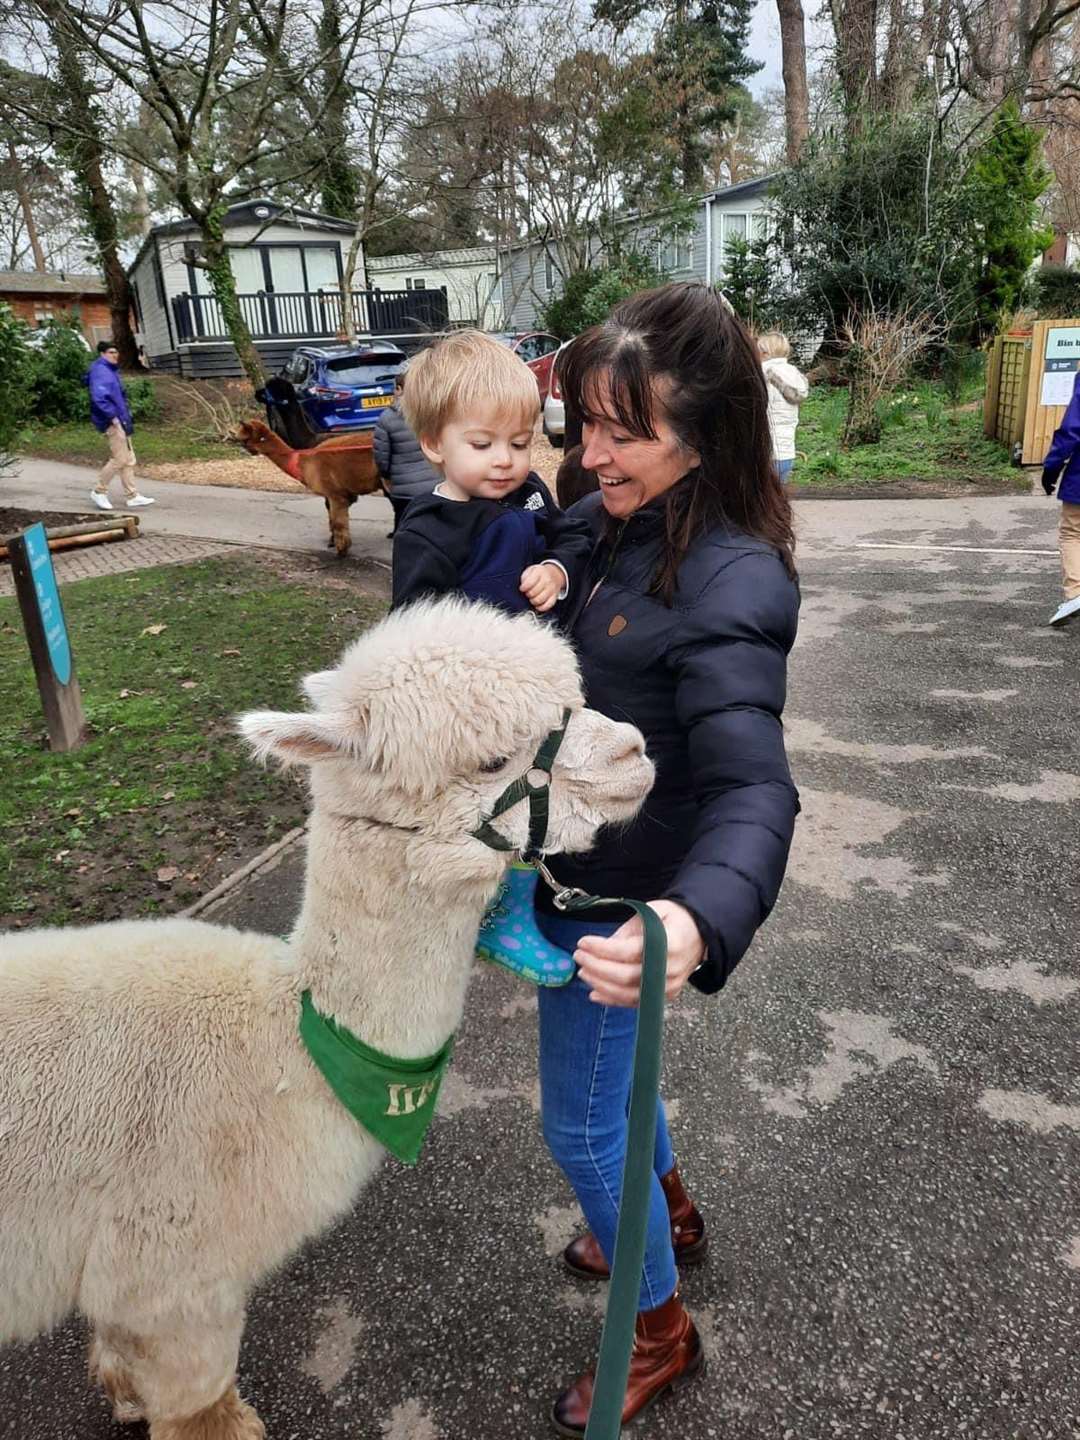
[479,756,510,774]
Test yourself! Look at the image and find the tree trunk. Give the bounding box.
[831,0,880,124]
[776,0,810,162]
[201,209,265,390]
[341,225,364,343]
[7,141,46,271]
[318,0,359,217]
[42,2,139,365]
[879,0,919,111]
[843,374,882,446]
[130,103,153,238]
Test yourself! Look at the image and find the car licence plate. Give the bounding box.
[361,395,387,408]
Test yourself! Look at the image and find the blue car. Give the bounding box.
[257,343,407,447]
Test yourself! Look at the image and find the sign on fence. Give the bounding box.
[1039,327,1080,407]
[8,522,86,752]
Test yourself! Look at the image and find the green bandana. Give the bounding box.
[299,990,453,1165]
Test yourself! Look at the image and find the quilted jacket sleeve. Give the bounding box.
[662,549,800,994]
[391,526,460,608]
[372,415,392,478]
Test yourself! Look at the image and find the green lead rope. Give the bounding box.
[538,877,670,1440]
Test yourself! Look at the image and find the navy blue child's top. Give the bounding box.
[390,473,594,614]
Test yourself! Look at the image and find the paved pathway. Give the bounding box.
[5,456,396,568]
[0,533,231,598]
[3,463,1078,1439]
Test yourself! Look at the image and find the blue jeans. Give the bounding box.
[777,458,794,482]
[535,910,678,1312]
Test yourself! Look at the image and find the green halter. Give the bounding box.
[469,708,571,861]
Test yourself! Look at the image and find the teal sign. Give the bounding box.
[22,523,72,686]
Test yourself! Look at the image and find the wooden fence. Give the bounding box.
[984,318,1080,463]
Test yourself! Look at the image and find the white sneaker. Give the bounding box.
[126,495,156,508]
[90,490,113,511]
[1049,595,1080,627]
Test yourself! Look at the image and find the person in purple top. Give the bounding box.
[1041,364,1080,626]
[84,341,155,511]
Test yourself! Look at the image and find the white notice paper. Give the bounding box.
[1041,370,1078,407]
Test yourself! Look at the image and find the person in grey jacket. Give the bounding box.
[372,370,439,534]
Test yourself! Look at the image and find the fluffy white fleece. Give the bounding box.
[0,598,651,1440]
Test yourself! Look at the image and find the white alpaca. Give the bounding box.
[0,598,652,1440]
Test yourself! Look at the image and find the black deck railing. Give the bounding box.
[171,286,449,343]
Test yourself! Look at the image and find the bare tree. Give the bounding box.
[1,6,140,361]
[2,0,399,387]
[3,139,46,271]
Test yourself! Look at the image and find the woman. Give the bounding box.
[758,330,809,482]
[534,283,800,1436]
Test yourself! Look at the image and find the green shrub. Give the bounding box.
[541,271,600,340]
[125,377,160,422]
[28,321,94,424]
[540,253,662,339]
[0,304,31,466]
[1030,264,1080,318]
[722,236,781,330]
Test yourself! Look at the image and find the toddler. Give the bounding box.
[391,331,592,614]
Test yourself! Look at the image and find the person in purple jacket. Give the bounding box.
[1041,364,1080,626]
[85,341,155,511]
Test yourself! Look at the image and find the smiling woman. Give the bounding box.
[529,283,802,1438]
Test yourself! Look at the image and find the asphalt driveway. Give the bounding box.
[2,490,1077,1440]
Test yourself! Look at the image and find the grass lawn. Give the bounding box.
[17,417,235,466]
[0,556,384,929]
[794,377,1021,488]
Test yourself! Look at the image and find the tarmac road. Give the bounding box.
[2,481,1078,1439]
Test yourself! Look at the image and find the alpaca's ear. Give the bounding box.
[301,670,338,707]
[236,709,362,766]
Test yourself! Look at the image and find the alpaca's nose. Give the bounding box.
[613,728,645,763]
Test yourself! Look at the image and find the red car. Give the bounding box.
[493,331,562,404]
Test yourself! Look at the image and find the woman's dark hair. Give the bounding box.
[555,443,600,508]
[559,282,795,601]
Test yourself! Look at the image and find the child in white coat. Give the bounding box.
[758,331,808,482]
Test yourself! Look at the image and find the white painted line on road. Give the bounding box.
[853,543,1058,557]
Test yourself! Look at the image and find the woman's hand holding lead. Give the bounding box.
[573,900,705,1007]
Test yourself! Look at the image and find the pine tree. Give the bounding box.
[593,0,761,189]
[969,101,1054,337]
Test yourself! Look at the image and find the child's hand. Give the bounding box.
[520,562,564,613]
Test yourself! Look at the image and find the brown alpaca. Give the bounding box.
[233,419,382,556]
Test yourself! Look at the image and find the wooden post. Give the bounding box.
[983,336,1003,439]
[8,524,86,752]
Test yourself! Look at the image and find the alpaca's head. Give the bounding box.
[238,599,653,883]
[232,419,277,454]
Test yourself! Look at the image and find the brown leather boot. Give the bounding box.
[562,1165,708,1280]
[550,1291,704,1437]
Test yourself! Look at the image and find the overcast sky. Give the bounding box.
[746,1,829,97]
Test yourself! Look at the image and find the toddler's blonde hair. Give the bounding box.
[401,330,540,441]
[757,331,792,360]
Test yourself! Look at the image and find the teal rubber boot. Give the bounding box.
[476,863,575,986]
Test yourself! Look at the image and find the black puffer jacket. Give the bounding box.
[372,404,439,501]
[537,491,800,994]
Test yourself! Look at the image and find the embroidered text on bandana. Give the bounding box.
[299,990,453,1165]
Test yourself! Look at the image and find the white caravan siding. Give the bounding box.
[367,248,499,327]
